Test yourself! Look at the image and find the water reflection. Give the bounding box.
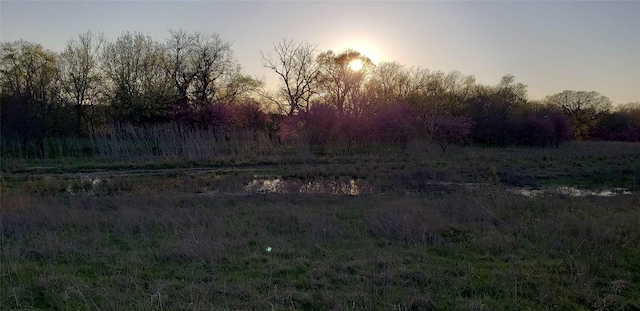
[244,178,284,193]
[245,178,368,195]
[244,178,633,198]
[56,174,633,198]
[66,176,103,195]
[508,186,632,198]
[300,179,362,195]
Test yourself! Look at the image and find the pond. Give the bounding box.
[243,177,633,198]
[244,178,372,195]
[57,174,633,198]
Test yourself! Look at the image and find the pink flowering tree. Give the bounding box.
[277,114,304,143]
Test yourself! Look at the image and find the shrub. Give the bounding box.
[429,115,473,153]
[174,101,233,132]
[374,103,417,148]
[278,105,338,147]
[230,100,272,133]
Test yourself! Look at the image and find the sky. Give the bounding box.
[1,0,639,104]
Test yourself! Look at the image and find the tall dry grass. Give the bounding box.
[1,124,292,162]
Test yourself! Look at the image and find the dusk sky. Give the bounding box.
[1,0,639,104]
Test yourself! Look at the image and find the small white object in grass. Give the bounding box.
[266,246,272,252]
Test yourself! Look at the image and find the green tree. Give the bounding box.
[1,40,64,152]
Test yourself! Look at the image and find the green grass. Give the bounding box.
[2,142,640,310]
[2,189,640,309]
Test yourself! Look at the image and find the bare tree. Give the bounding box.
[191,32,233,103]
[316,49,373,115]
[616,102,640,124]
[215,63,263,103]
[261,39,319,116]
[102,32,171,123]
[497,74,528,103]
[545,90,612,139]
[163,29,197,103]
[366,62,411,108]
[59,31,105,135]
[163,30,259,106]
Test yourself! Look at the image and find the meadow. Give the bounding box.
[1,140,639,310]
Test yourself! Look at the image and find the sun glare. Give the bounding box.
[348,59,363,71]
[334,39,384,65]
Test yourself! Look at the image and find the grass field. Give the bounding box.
[1,141,639,310]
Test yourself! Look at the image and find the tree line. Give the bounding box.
[2,31,639,156]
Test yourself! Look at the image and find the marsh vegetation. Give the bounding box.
[1,141,639,310]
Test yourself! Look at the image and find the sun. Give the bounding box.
[348,59,364,71]
[334,39,384,64]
